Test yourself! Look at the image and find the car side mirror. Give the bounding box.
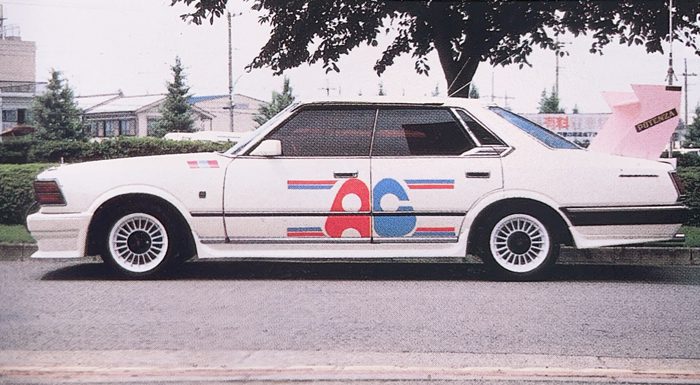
[250,139,282,157]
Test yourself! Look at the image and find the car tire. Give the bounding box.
[475,208,559,280]
[101,204,183,278]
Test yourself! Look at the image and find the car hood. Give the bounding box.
[37,152,229,181]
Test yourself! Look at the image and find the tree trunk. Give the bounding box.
[429,18,480,98]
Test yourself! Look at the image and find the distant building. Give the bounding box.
[80,94,215,138]
[520,113,610,147]
[78,92,264,138]
[187,94,264,133]
[0,5,43,139]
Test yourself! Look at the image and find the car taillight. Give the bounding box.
[669,171,685,198]
[34,180,66,205]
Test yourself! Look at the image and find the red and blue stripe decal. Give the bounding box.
[412,227,456,237]
[287,227,325,237]
[187,160,219,169]
[404,179,454,190]
[287,180,337,190]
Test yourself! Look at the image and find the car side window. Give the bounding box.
[264,107,375,157]
[456,110,505,146]
[372,108,475,156]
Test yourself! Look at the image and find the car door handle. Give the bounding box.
[466,171,490,179]
[333,171,358,179]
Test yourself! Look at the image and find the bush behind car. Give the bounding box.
[0,137,231,225]
[0,137,230,164]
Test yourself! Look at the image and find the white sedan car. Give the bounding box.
[27,98,687,279]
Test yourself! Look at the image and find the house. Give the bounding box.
[79,94,215,138]
[188,94,264,132]
[79,92,264,138]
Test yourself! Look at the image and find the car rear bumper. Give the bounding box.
[562,205,688,248]
[26,212,91,258]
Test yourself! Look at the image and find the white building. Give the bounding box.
[0,6,43,139]
[78,93,264,139]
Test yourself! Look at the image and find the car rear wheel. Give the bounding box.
[102,205,180,278]
[477,210,559,280]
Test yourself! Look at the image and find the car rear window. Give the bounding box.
[372,108,475,156]
[489,106,579,149]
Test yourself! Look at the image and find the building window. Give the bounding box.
[147,117,160,136]
[119,120,136,136]
[105,120,119,137]
[2,110,17,122]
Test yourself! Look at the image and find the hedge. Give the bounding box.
[0,137,231,164]
[678,167,700,226]
[0,163,53,224]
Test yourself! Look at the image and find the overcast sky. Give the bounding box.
[3,0,699,116]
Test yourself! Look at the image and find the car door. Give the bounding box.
[221,106,375,243]
[370,107,503,243]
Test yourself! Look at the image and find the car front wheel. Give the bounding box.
[102,206,178,278]
[478,211,559,280]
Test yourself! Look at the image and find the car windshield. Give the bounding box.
[488,106,579,150]
[224,102,300,156]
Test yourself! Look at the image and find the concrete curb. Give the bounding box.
[1,350,699,384]
[1,242,699,266]
[0,243,37,261]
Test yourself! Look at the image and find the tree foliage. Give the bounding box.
[151,56,195,137]
[172,0,700,98]
[685,105,700,147]
[538,87,565,114]
[254,77,295,126]
[32,69,84,141]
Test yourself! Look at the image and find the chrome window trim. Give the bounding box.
[452,107,507,147]
[200,237,457,245]
[192,211,465,217]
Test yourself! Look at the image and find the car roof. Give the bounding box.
[294,96,487,109]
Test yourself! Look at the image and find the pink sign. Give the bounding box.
[587,84,681,160]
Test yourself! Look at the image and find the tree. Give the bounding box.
[151,56,194,138]
[172,1,700,98]
[538,87,564,114]
[32,69,84,141]
[254,76,295,126]
[469,84,480,99]
[685,105,700,147]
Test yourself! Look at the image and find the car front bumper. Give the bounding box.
[26,212,91,259]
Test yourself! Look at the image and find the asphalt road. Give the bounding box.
[1,259,699,384]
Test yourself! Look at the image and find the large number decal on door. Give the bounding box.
[324,178,371,238]
[287,178,455,238]
[372,178,416,237]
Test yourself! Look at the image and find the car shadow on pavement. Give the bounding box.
[41,261,700,284]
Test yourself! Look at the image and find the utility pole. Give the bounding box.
[319,79,336,96]
[227,11,234,132]
[554,37,571,97]
[666,0,676,86]
[682,58,697,131]
[0,5,5,39]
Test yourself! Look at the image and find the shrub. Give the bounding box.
[0,163,54,224]
[678,166,700,226]
[0,137,231,164]
[0,138,34,163]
